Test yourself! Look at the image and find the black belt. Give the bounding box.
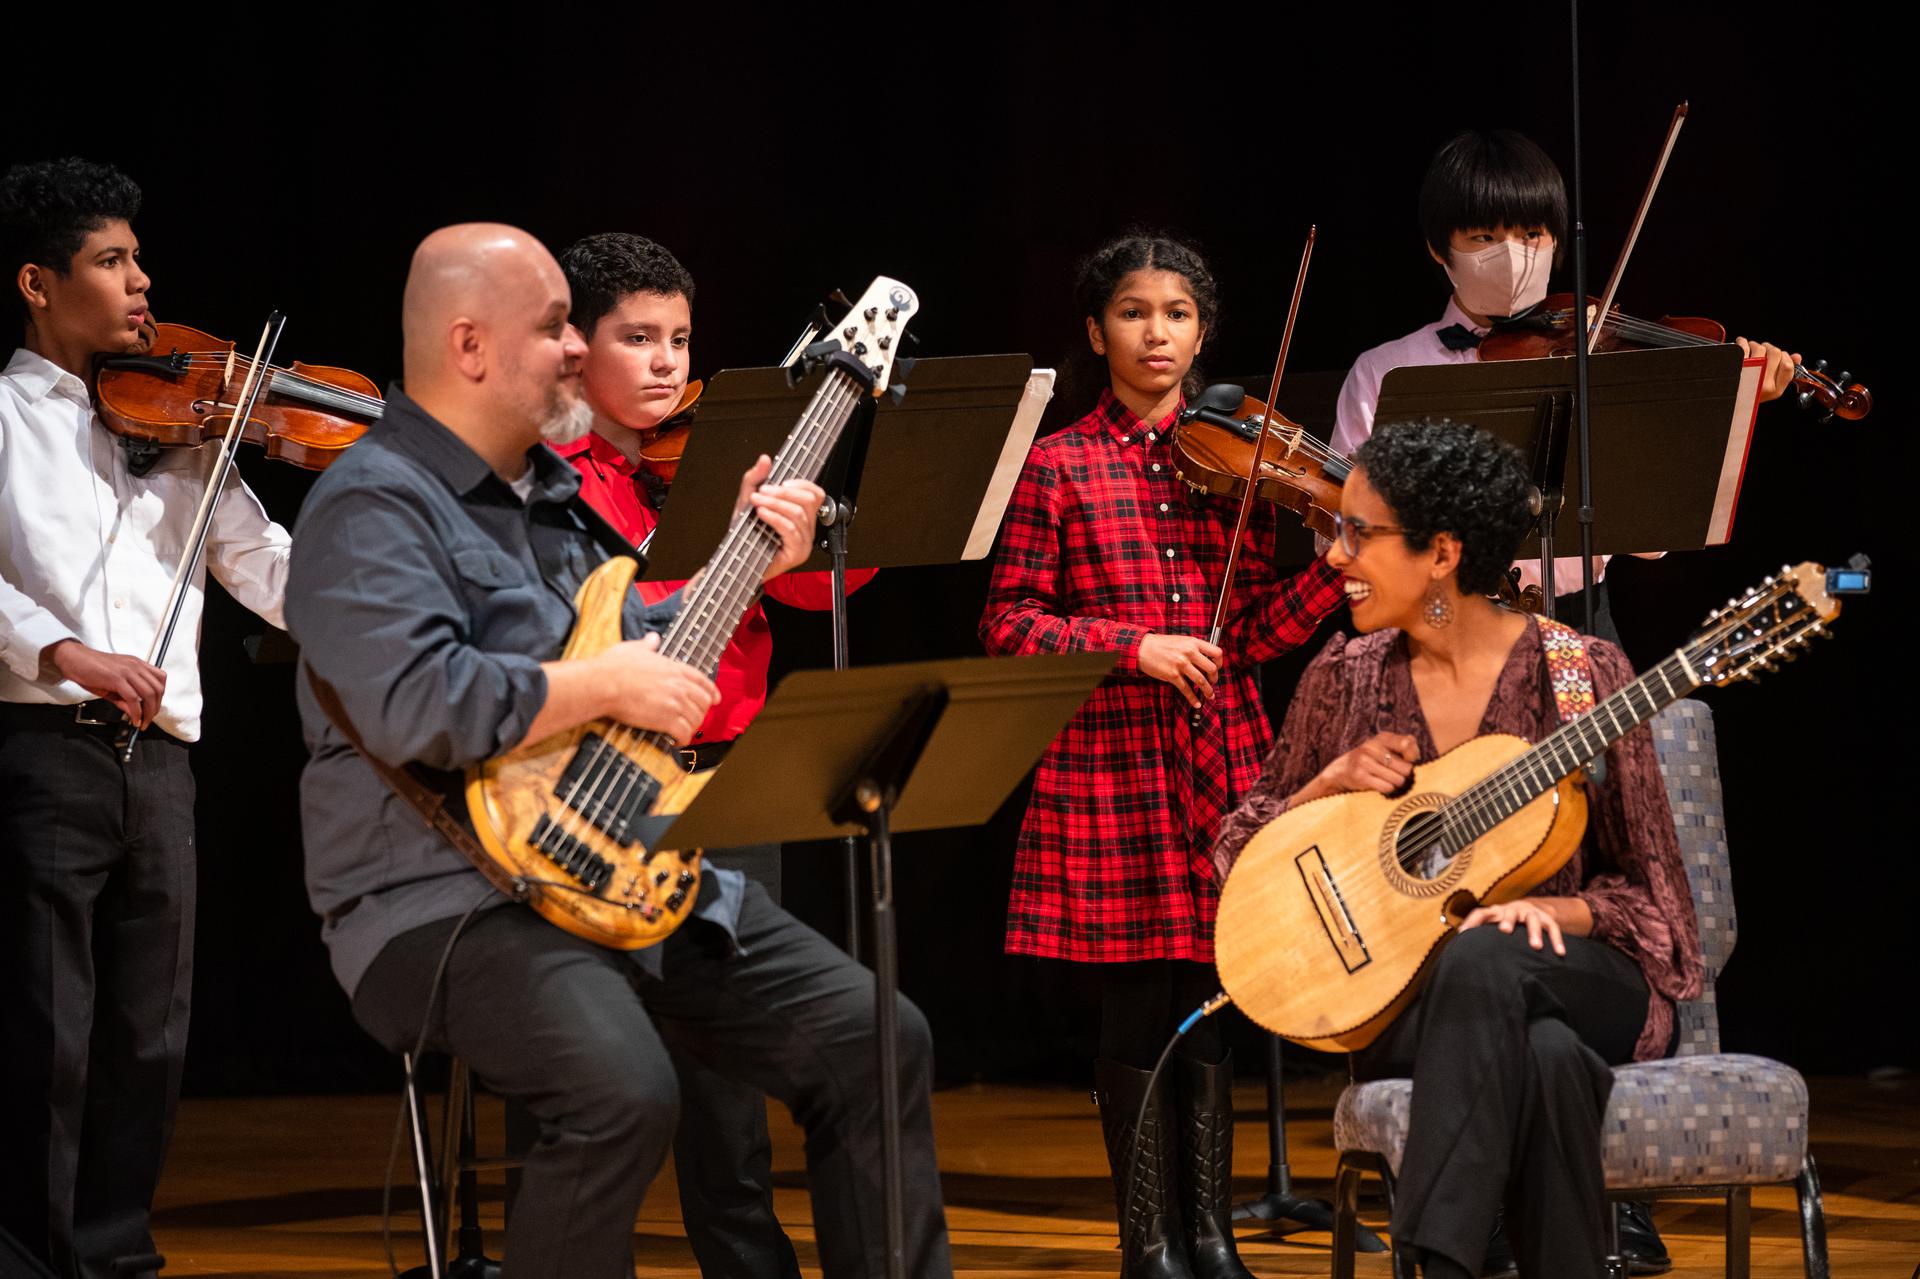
[679,739,735,772]
[0,698,133,741]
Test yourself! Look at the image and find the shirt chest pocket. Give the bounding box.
[450,546,521,589]
[449,543,574,659]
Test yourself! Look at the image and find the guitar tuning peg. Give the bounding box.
[892,355,917,383]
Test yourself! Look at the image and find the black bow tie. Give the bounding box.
[1435,323,1482,352]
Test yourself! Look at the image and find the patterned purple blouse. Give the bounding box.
[1213,623,1704,1062]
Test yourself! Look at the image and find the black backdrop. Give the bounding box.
[9,3,1905,1092]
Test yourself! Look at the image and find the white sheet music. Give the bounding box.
[961,368,1056,561]
[1706,356,1765,546]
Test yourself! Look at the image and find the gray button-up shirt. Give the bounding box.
[287,386,741,996]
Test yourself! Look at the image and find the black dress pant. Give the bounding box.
[353,879,951,1279]
[0,707,196,1279]
[666,843,802,1279]
[1351,926,1648,1279]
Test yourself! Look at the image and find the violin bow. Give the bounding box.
[1204,225,1317,652]
[1587,102,1689,354]
[120,312,286,761]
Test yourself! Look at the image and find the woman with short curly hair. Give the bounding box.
[1215,419,1704,1279]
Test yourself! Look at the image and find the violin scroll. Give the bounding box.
[1795,359,1872,424]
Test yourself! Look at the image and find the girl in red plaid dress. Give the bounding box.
[980,234,1344,1279]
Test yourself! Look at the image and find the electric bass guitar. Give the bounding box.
[463,277,919,949]
[1214,561,1850,1051]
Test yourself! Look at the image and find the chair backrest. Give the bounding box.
[1648,698,1734,1056]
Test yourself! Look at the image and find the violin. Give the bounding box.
[633,378,705,481]
[1171,384,1350,540]
[95,322,382,470]
[1478,294,1872,423]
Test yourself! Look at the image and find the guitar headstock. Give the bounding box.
[801,276,918,396]
[1687,561,1844,685]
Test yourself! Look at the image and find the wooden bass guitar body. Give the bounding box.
[1214,734,1587,1052]
[465,555,710,949]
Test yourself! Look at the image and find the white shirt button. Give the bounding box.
[1159,503,1169,512]
[1165,548,1175,558]
[1120,435,1131,444]
[1151,463,1162,472]
[113,598,125,609]
[1172,593,1182,602]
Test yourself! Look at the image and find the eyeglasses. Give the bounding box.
[1331,512,1407,558]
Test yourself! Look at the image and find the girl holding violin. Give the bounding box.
[554,230,874,1279]
[1330,129,1800,644]
[980,232,1344,1279]
[0,158,292,1279]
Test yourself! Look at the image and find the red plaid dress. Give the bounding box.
[980,390,1343,962]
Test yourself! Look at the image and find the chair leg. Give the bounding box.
[403,1053,445,1279]
[1333,1157,1362,1279]
[1724,1186,1751,1279]
[1795,1154,1832,1279]
[437,1061,466,1268]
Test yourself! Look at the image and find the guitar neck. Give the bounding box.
[658,363,870,677]
[1439,647,1702,852]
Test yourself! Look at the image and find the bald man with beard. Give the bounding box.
[286,225,953,1278]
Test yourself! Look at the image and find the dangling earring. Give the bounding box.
[1423,581,1455,629]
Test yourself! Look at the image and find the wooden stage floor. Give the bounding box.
[152,1075,1918,1277]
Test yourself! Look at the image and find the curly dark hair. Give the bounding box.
[558,232,695,337]
[0,157,142,315]
[1353,418,1535,596]
[1418,130,1567,269]
[1068,230,1220,404]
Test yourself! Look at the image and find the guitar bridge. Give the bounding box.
[1296,845,1370,973]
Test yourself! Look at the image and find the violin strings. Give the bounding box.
[172,353,386,413]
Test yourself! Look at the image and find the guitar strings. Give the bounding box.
[549,372,856,848]
[544,370,866,860]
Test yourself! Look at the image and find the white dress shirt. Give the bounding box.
[0,347,290,741]
[1330,298,1627,596]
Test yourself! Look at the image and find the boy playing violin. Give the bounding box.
[1331,129,1798,645]
[0,158,293,1278]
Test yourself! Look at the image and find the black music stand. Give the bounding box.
[1376,344,1760,620]
[651,652,1118,1279]
[643,355,1053,955]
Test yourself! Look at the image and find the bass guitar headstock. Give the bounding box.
[1687,560,1853,685]
[788,276,919,398]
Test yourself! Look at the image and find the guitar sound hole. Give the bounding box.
[1394,811,1448,880]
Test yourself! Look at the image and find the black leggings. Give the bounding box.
[1099,959,1224,1070]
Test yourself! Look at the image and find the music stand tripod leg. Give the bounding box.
[1231,1035,1388,1253]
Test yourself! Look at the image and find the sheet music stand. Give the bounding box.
[653,652,1118,1279]
[1376,344,1759,621]
[643,354,1052,578]
[642,354,1053,956]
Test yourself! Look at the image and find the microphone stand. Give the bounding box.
[1570,0,1598,634]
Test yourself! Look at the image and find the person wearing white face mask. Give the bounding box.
[1331,129,1798,649]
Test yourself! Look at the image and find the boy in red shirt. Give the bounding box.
[557,232,873,1278]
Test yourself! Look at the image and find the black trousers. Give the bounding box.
[665,843,802,1279]
[354,878,951,1279]
[0,707,196,1279]
[1351,926,1648,1279]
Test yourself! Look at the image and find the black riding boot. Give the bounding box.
[1096,1059,1195,1279]
[1174,1053,1254,1279]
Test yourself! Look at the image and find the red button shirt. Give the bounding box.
[979,390,1343,963]
[559,431,876,743]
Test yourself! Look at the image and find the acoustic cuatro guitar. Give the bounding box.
[1214,561,1850,1051]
